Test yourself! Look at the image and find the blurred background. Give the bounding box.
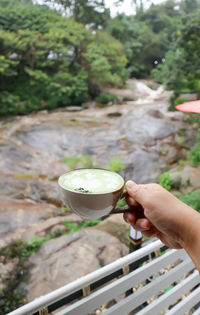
[0,0,200,313]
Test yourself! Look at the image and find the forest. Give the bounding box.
[0,0,199,115]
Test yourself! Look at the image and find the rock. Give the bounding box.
[99,214,129,227]
[170,168,182,189]
[0,257,19,290]
[124,150,165,183]
[157,143,183,164]
[0,174,62,206]
[181,166,200,189]
[147,109,164,119]
[24,228,128,301]
[0,199,57,239]
[22,214,82,242]
[120,113,177,145]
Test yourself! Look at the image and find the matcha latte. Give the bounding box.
[59,168,124,194]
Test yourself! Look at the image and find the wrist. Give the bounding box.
[180,204,200,271]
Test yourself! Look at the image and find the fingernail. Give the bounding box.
[126,180,137,190]
[126,180,134,188]
[141,221,149,229]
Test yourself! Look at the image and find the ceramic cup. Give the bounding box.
[58,168,127,220]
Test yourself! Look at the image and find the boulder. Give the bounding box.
[124,150,165,183]
[0,199,57,239]
[22,214,82,242]
[181,166,200,189]
[24,228,128,302]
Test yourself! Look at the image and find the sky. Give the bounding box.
[105,0,166,16]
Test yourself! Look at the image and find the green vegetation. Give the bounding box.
[0,1,126,115]
[153,4,200,109]
[158,171,172,191]
[188,143,200,166]
[178,159,185,166]
[63,219,101,232]
[61,155,94,169]
[0,0,199,115]
[180,189,200,212]
[116,197,126,208]
[106,156,125,173]
[96,93,118,105]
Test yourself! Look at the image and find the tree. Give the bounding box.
[153,10,200,108]
[0,2,127,115]
[180,0,199,14]
[43,0,110,28]
[106,1,180,78]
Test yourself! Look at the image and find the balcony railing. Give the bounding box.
[8,240,200,315]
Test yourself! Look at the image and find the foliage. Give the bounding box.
[96,92,118,104]
[180,189,200,212]
[116,197,126,208]
[83,31,127,91]
[106,1,181,77]
[153,10,200,109]
[158,171,172,191]
[106,156,125,173]
[188,143,200,166]
[61,155,94,169]
[63,219,101,232]
[44,0,111,28]
[0,3,126,115]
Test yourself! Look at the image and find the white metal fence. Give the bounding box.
[8,240,200,315]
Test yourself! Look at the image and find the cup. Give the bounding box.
[58,168,127,220]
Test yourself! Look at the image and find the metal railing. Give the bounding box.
[7,240,200,315]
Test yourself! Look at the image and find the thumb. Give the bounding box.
[126,180,147,205]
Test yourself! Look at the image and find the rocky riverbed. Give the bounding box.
[0,79,199,308]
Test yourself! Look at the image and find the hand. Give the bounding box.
[123,181,196,249]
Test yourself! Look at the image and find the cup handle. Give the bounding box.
[110,190,130,214]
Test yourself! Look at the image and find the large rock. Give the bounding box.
[124,150,165,183]
[181,166,200,188]
[120,111,177,146]
[0,174,61,206]
[22,214,82,242]
[0,199,57,239]
[24,228,128,302]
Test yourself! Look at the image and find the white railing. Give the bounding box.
[8,240,200,315]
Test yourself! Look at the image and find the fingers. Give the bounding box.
[126,180,149,206]
[126,196,138,207]
[124,212,151,231]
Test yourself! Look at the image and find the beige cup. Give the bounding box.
[58,168,126,220]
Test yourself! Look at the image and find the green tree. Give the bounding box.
[106,4,179,78]
[0,2,127,115]
[83,31,127,91]
[153,10,200,108]
[44,0,111,28]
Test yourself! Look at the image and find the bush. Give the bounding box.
[106,156,125,173]
[174,97,189,106]
[61,155,94,169]
[180,189,200,212]
[96,93,118,105]
[158,171,172,191]
[188,143,200,166]
[0,4,127,115]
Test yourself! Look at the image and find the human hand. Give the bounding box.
[123,181,197,250]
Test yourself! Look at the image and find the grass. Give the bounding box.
[106,156,125,173]
[61,155,95,169]
[63,219,101,232]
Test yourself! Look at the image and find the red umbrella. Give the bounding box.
[176,100,200,113]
